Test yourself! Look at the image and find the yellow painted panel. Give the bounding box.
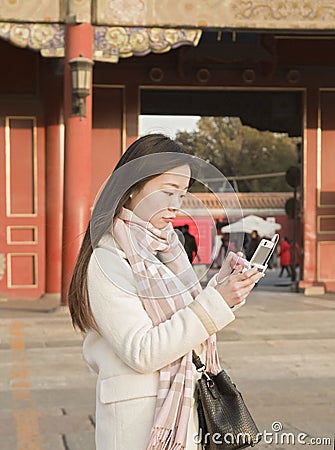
[95,0,335,30]
[0,0,60,23]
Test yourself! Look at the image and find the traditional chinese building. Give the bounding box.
[0,0,334,301]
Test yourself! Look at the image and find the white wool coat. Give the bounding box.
[83,234,241,450]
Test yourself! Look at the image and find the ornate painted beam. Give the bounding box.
[0,0,334,31]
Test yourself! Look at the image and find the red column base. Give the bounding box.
[299,280,326,295]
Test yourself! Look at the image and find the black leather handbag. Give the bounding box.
[193,351,261,450]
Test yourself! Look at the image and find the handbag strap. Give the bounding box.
[192,350,206,371]
[192,351,213,383]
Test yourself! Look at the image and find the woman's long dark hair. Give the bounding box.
[68,134,196,333]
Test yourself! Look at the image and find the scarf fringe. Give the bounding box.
[147,427,185,450]
[206,337,221,374]
[170,444,184,450]
[147,427,172,450]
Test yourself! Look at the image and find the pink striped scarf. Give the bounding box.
[113,207,221,450]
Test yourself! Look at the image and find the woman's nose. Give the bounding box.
[168,194,182,210]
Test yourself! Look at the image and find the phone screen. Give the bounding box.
[250,244,273,266]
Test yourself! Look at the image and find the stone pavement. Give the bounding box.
[0,269,334,450]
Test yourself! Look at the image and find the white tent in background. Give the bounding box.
[221,214,281,238]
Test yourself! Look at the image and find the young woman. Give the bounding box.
[69,134,263,450]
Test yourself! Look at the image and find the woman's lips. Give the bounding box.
[163,217,175,222]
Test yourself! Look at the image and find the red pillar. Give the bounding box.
[125,85,139,149]
[300,88,318,290]
[45,72,64,295]
[61,23,93,304]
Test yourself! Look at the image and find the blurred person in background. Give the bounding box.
[181,224,200,264]
[245,230,260,261]
[278,236,292,277]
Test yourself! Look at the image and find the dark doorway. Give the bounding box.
[141,89,303,137]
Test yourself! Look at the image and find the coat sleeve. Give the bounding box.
[87,248,235,374]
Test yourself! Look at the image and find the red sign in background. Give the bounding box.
[172,217,214,265]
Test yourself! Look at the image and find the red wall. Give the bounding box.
[172,217,213,264]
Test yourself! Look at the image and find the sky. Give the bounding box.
[139,115,200,138]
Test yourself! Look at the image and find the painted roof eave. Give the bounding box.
[0,22,202,62]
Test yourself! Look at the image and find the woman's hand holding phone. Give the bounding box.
[215,251,264,308]
[215,267,263,308]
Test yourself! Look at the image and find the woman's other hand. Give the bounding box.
[215,267,263,308]
[217,251,250,283]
